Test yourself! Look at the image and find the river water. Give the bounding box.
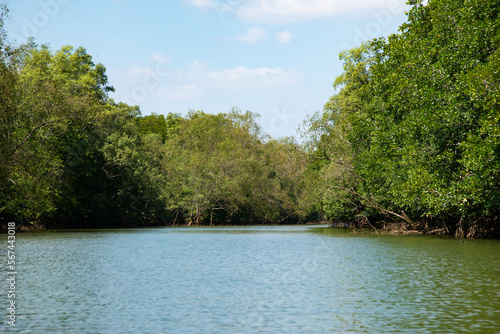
[3,225,500,333]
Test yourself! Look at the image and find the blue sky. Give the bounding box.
[6,0,411,139]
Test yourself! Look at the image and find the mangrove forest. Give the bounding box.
[1,0,499,238]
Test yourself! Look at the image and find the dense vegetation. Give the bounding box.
[1,0,499,237]
[0,4,310,228]
[302,0,500,238]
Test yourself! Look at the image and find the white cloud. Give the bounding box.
[187,60,209,71]
[150,52,170,64]
[182,0,243,14]
[184,0,409,23]
[109,56,301,106]
[276,30,293,44]
[206,66,300,88]
[235,26,268,44]
[177,61,301,89]
[182,0,409,23]
[156,84,203,100]
[182,0,216,9]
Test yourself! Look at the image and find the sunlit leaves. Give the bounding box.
[309,0,500,236]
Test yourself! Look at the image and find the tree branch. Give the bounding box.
[328,185,413,225]
[10,116,70,156]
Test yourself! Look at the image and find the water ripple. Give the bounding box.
[4,226,499,333]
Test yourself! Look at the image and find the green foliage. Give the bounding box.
[4,0,497,237]
[0,16,309,227]
[301,43,376,223]
[1,40,113,223]
[369,0,500,234]
[136,113,169,142]
[159,110,308,225]
[306,0,500,237]
[0,34,170,227]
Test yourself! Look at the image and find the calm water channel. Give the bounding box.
[3,225,500,333]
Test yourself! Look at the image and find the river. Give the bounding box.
[4,225,500,333]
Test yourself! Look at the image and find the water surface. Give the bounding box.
[3,225,500,333]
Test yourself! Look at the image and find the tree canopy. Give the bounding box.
[302,0,500,237]
[1,0,499,237]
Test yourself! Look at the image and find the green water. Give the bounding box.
[3,225,500,333]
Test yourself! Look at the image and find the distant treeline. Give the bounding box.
[1,0,499,237]
[0,3,312,228]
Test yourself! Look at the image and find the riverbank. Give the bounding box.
[0,220,330,234]
[3,218,498,239]
[330,220,500,239]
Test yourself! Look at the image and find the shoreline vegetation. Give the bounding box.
[7,220,454,238]
[1,0,499,238]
